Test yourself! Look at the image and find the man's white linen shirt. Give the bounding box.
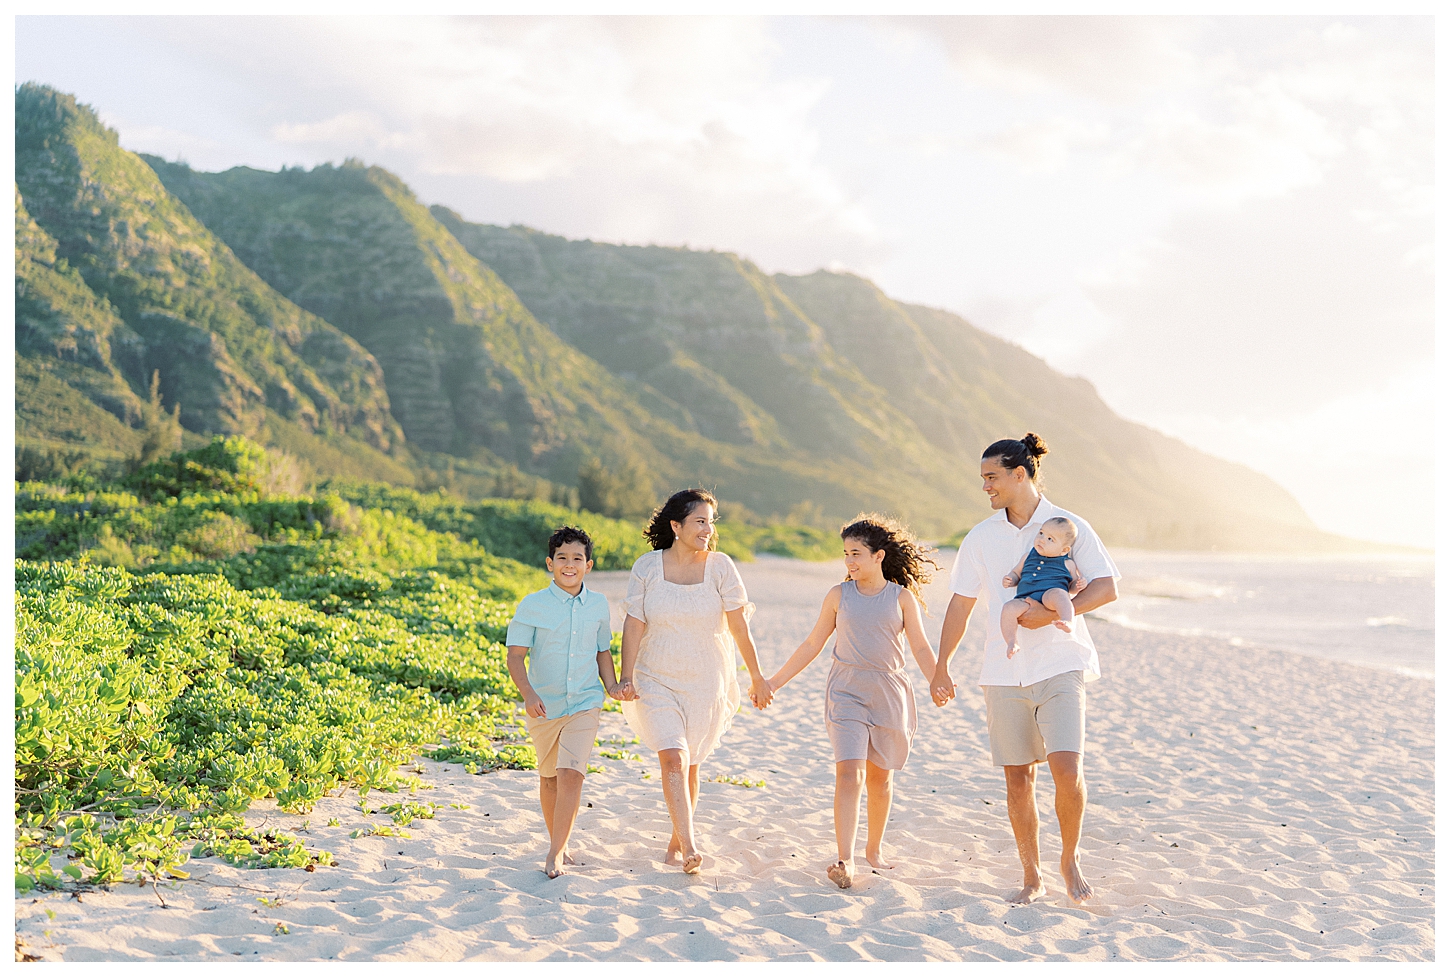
[948,497,1120,688]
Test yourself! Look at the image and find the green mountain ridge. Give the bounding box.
[14,83,1366,550]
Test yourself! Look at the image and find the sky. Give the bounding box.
[14,15,1435,547]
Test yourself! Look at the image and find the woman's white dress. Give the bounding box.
[621,549,753,763]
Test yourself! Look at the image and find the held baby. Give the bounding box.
[999,516,1085,659]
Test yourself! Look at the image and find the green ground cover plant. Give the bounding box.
[13,435,834,893]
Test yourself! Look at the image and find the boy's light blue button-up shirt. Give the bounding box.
[505,582,613,718]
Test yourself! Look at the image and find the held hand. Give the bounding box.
[616,679,637,702]
[749,674,773,710]
[930,668,956,707]
[524,692,547,719]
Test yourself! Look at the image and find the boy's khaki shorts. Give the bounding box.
[982,671,1085,767]
[526,707,602,778]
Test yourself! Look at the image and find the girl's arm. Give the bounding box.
[768,586,841,692]
[1002,552,1028,588]
[725,607,772,710]
[617,615,645,701]
[899,591,939,684]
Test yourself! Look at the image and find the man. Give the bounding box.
[932,433,1119,905]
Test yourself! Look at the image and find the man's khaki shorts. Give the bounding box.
[525,707,601,778]
[982,671,1085,767]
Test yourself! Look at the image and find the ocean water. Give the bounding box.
[1092,550,1436,679]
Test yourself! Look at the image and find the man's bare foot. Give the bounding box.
[544,853,565,879]
[664,834,683,866]
[1053,619,1072,632]
[865,849,894,871]
[827,860,853,889]
[1006,641,1020,659]
[682,851,703,875]
[1061,856,1094,903]
[1007,879,1047,905]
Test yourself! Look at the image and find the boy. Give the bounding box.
[505,526,621,879]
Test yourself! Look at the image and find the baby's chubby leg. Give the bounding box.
[1040,588,1075,633]
[1001,598,1030,658]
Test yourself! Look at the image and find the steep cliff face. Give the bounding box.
[15,84,402,454]
[439,214,1327,547]
[150,159,972,530]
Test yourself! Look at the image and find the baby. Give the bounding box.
[1000,516,1086,659]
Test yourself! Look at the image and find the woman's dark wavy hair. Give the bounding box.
[982,432,1049,483]
[840,513,941,605]
[643,488,719,551]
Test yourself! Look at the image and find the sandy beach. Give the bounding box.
[14,556,1434,961]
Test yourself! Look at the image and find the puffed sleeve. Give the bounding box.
[714,552,755,622]
[623,552,652,623]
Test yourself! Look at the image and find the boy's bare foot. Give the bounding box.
[682,851,703,875]
[865,849,894,871]
[1061,856,1094,903]
[1053,619,1072,632]
[827,860,853,889]
[1007,879,1047,904]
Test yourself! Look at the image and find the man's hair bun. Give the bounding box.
[1021,432,1048,458]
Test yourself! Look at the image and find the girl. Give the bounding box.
[767,514,940,889]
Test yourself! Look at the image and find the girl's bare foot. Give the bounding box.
[682,851,704,875]
[664,834,683,865]
[562,850,577,866]
[865,849,894,871]
[827,860,853,889]
[544,853,565,879]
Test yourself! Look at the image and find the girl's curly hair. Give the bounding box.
[642,488,719,551]
[840,513,941,604]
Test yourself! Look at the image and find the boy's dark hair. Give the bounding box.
[548,525,593,562]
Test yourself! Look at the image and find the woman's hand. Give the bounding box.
[615,678,637,702]
[749,673,773,710]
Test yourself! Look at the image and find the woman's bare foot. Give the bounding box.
[682,851,704,875]
[827,860,853,889]
[562,850,577,866]
[1007,879,1047,905]
[865,849,894,871]
[1061,856,1094,903]
[544,853,565,879]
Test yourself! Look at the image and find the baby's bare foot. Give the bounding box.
[1007,880,1047,905]
[1053,619,1072,632]
[1006,642,1020,659]
[865,849,894,871]
[827,860,853,889]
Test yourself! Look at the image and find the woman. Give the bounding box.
[616,488,773,874]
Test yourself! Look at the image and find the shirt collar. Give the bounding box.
[547,581,588,603]
[992,495,1059,531]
